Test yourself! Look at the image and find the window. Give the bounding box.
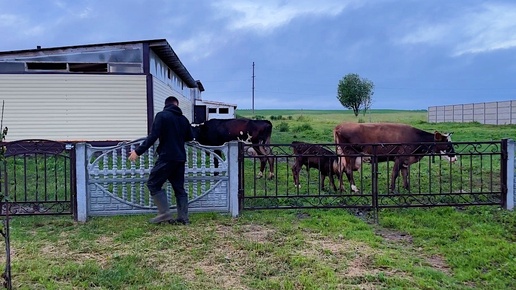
[219,108,229,114]
[109,64,141,73]
[69,63,107,73]
[0,62,25,73]
[27,62,67,71]
[208,108,217,113]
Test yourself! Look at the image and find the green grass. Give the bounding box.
[3,207,515,289]
[1,109,515,289]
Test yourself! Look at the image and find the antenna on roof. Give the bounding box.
[252,62,255,114]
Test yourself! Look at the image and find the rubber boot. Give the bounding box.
[149,190,173,224]
[173,194,190,225]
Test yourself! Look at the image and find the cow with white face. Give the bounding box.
[333,122,457,193]
[192,118,275,179]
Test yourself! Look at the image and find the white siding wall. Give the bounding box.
[0,74,147,141]
[153,77,193,121]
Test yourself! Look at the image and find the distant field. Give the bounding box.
[236,109,516,143]
[237,109,428,124]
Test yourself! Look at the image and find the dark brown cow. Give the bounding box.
[192,118,274,179]
[333,122,457,193]
[291,141,341,191]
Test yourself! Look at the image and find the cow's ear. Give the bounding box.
[434,131,444,141]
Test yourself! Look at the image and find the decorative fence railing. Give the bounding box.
[0,139,514,222]
[0,139,75,216]
[75,140,239,222]
[240,140,515,212]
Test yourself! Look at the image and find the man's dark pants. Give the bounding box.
[147,159,189,222]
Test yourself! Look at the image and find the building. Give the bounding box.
[194,99,237,124]
[0,39,204,141]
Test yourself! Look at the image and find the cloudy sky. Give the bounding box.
[1,0,516,110]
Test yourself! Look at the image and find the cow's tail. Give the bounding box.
[333,128,347,174]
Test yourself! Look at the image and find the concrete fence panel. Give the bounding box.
[428,100,516,125]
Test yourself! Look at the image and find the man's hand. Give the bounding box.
[128,150,139,162]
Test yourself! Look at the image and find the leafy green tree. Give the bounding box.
[337,73,374,117]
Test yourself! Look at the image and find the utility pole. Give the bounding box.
[252,62,255,114]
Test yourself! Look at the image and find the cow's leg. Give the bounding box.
[292,158,302,188]
[255,144,274,180]
[390,158,403,193]
[334,155,347,192]
[344,157,360,193]
[320,174,326,190]
[328,170,337,192]
[400,157,412,190]
[400,165,410,190]
[267,155,275,180]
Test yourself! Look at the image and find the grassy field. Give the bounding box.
[1,109,516,289]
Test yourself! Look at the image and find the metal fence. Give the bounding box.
[240,140,514,212]
[428,100,516,124]
[1,139,514,219]
[0,139,75,216]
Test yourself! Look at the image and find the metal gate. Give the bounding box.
[0,140,75,216]
[239,140,508,211]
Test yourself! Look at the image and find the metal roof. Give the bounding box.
[0,39,199,88]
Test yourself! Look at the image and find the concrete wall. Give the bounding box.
[428,100,516,125]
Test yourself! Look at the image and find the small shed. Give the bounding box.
[0,39,204,141]
[194,99,237,124]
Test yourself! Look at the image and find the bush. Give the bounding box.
[276,122,290,132]
[292,123,313,132]
[271,115,286,121]
[296,115,312,122]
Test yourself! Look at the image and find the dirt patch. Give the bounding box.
[375,227,413,244]
[375,227,452,275]
[216,224,275,243]
[345,253,377,278]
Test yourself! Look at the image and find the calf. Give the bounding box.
[291,141,340,191]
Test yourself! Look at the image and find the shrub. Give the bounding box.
[292,123,313,132]
[296,115,312,122]
[276,122,290,132]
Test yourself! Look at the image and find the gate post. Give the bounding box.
[227,141,240,217]
[75,143,89,222]
[505,139,514,210]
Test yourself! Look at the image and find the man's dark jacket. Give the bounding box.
[135,104,193,161]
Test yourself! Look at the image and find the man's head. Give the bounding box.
[165,96,179,106]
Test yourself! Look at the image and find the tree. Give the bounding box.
[336,73,374,117]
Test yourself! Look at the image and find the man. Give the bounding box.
[128,96,193,224]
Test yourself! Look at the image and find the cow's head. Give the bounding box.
[434,131,457,162]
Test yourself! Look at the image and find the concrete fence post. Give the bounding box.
[506,139,515,211]
[227,141,240,217]
[75,143,89,222]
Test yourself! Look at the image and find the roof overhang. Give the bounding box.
[0,38,199,88]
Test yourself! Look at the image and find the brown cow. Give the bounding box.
[333,122,457,193]
[291,141,340,191]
